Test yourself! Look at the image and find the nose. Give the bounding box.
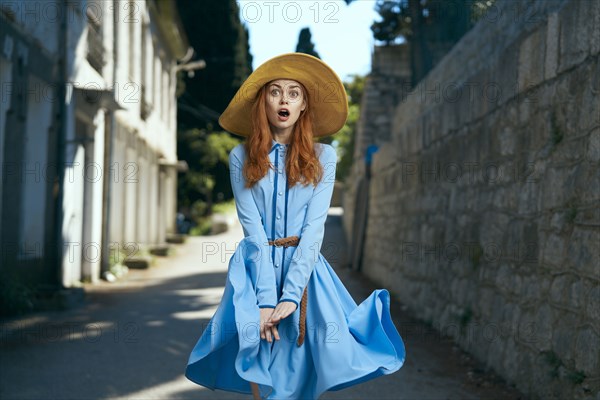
[280,95,288,104]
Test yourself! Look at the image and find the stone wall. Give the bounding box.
[343,44,411,246]
[346,0,599,398]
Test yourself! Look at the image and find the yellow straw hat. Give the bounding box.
[218,52,348,138]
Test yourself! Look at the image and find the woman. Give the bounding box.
[185,53,406,399]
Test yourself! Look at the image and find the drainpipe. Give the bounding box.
[100,109,114,276]
[53,0,68,288]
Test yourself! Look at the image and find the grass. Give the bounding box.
[212,198,236,215]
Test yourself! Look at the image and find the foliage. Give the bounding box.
[177,129,241,219]
[212,198,237,215]
[175,0,251,234]
[332,74,365,183]
[371,0,496,45]
[175,0,252,130]
[344,74,365,105]
[295,27,320,59]
[371,1,408,45]
[370,0,497,86]
[188,217,213,236]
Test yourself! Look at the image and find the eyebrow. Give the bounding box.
[269,83,301,90]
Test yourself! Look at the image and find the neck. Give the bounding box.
[270,127,293,145]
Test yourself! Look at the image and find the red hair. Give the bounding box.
[242,81,324,189]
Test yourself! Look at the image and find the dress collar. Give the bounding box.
[270,138,289,154]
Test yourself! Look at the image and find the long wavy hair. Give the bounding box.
[242,80,324,190]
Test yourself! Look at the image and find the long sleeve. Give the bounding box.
[279,145,337,308]
[229,146,277,309]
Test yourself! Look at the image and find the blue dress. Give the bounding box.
[185,139,406,399]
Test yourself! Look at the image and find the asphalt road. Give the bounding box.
[0,207,525,399]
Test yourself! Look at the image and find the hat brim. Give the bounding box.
[218,53,348,138]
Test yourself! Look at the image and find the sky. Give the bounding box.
[237,0,380,82]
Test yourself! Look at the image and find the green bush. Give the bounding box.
[189,216,213,236]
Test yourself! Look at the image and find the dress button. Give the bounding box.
[276,215,281,220]
[278,191,283,196]
[275,263,279,268]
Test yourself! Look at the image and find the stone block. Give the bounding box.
[517,179,541,215]
[587,284,600,326]
[567,227,600,277]
[502,337,520,384]
[492,42,520,105]
[557,0,593,74]
[518,27,546,92]
[593,0,600,55]
[545,11,560,80]
[478,287,496,320]
[542,233,566,268]
[552,310,578,363]
[567,278,584,310]
[540,165,578,210]
[486,329,507,372]
[148,244,171,257]
[574,328,600,374]
[166,233,186,244]
[587,127,600,163]
[499,125,517,156]
[534,303,553,351]
[576,162,600,204]
[123,255,153,270]
[550,274,571,305]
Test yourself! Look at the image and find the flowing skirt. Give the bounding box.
[185,234,406,399]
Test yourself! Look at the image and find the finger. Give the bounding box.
[272,325,280,341]
[266,319,277,328]
[261,323,267,340]
[266,325,272,342]
[267,313,280,324]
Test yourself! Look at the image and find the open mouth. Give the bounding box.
[277,109,290,117]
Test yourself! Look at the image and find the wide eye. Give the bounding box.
[270,88,280,96]
[289,90,299,98]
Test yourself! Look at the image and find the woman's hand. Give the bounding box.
[265,301,297,328]
[260,308,279,342]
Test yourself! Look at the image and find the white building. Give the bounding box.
[0,0,189,293]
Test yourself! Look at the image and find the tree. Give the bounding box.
[295,27,320,59]
[175,0,252,224]
[370,0,496,86]
[177,129,241,228]
[334,74,365,183]
[175,0,253,130]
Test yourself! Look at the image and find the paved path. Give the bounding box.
[0,208,524,399]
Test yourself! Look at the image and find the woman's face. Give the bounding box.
[264,79,306,134]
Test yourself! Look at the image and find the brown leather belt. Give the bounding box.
[268,235,307,347]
